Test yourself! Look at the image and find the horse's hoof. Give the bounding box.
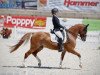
[38,63,41,67]
[22,63,27,68]
[79,65,82,68]
[59,65,62,68]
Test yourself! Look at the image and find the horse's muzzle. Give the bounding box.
[81,37,86,41]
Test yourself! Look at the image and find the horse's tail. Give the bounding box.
[10,33,32,53]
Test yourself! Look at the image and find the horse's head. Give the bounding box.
[79,24,89,41]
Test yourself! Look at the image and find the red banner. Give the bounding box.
[3,15,46,29]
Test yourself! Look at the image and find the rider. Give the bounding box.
[51,8,65,52]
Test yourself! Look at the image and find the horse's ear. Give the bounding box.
[85,24,89,29]
[84,24,89,31]
[86,24,89,28]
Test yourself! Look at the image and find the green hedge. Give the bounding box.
[83,19,100,31]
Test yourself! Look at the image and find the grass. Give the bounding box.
[83,19,100,31]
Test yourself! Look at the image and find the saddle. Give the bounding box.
[50,29,67,43]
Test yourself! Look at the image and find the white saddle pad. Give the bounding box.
[50,30,67,43]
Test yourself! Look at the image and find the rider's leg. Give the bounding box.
[58,37,64,52]
[54,30,64,52]
[61,29,69,43]
[60,30,65,42]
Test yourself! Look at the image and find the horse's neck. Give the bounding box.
[68,26,79,39]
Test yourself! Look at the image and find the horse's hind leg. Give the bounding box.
[69,50,82,68]
[23,49,33,67]
[32,46,43,67]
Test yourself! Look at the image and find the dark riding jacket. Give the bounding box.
[52,15,64,30]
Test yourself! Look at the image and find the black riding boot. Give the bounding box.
[58,38,64,52]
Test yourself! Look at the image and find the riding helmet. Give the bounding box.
[51,8,59,14]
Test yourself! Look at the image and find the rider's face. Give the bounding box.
[55,12,59,16]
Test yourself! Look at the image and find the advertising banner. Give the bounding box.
[38,0,100,12]
[0,0,37,10]
[1,0,99,12]
[38,0,47,7]
[64,0,100,12]
[0,15,47,29]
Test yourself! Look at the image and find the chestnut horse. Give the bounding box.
[10,24,89,68]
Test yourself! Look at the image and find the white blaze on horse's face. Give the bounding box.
[80,24,89,41]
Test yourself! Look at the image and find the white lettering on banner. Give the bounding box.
[6,16,34,27]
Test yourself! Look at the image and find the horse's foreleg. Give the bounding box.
[59,51,66,68]
[69,50,82,68]
[36,56,41,67]
[79,57,82,68]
